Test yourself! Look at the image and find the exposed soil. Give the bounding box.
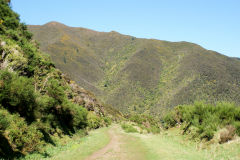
[85,125,145,160]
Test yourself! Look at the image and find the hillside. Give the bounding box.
[0,1,116,158]
[28,22,240,115]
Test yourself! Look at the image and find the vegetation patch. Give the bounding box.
[163,102,240,142]
[125,114,161,134]
[0,1,111,158]
[121,123,138,133]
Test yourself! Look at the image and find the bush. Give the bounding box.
[0,70,37,121]
[46,78,66,104]
[55,101,88,132]
[126,114,161,133]
[121,123,138,133]
[70,103,88,130]
[150,125,161,134]
[233,121,240,136]
[163,102,240,141]
[162,111,177,128]
[0,70,90,157]
[0,109,43,156]
[87,112,103,129]
[0,107,8,130]
[103,116,112,127]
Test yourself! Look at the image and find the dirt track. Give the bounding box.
[85,125,145,160]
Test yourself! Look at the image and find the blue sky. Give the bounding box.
[11,0,240,57]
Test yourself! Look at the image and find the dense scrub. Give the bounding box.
[163,102,240,142]
[0,1,111,158]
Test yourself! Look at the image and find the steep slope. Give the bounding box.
[28,22,240,115]
[0,1,118,158]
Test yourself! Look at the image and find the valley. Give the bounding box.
[1,0,240,159]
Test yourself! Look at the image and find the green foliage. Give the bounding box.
[129,114,158,126]
[162,111,177,128]
[60,101,88,130]
[163,102,240,141]
[0,108,43,156]
[46,78,66,103]
[149,125,161,134]
[0,0,53,77]
[0,1,19,29]
[233,121,240,136]
[103,116,112,127]
[0,106,9,130]
[87,112,103,129]
[0,0,32,41]
[0,70,90,157]
[87,112,112,129]
[0,1,109,158]
[127,114,161,134]
[121,123,138,133]
[0,70,37,121]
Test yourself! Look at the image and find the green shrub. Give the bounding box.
[129,114,144,124]
[162,111,177,128]
[0,107,8,130]
[70,103,88,130]
[87,113,112,129]
[233,121,240,136]
[0,70,37,121]
[0,109,43,156]
[121,123,138,133]
[150,125,161,134]
[103,116,112,127]
[163,102,240,141]
[87,112,103,129]
[46,78,66,104]
[0,69,90,157]
[61,101,88,130]
[126,114,161,134]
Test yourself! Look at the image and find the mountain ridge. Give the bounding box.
[28,21,240,115]
[32,21,212,46]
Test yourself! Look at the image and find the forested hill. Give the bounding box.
[28,21,240,115]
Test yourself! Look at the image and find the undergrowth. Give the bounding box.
[121,123,138,133]
[163,102,240,142]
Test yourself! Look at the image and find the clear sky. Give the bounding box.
[11,0,240,57]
